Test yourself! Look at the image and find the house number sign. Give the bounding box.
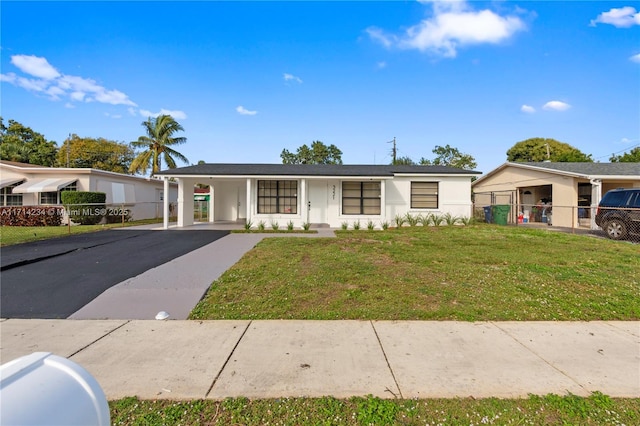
[332,185,336,200]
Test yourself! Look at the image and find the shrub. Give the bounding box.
[352,220,361,230]
[0,206,64,226]
[302,222,311,230]
[257,220,266,231]
[444,212,460,226]
[405,212,420,227]
[394,214,406,228]
[244,219,253,230]
[287,220,294,231]
[62,191,106,225]
[271,221,279,231]
[341,221,349,230]
[418,213,433,227]
[367,220,375,230]
[381,221,389,230]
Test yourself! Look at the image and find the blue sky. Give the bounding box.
[1,1,639,175]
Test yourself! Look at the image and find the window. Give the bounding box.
[1,183,23,206]
[257,180,297,214]
[40,181,77,205]
[342,181,381,215]
[411,181,438,209]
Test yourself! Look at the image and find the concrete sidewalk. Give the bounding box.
[1,319,638,400]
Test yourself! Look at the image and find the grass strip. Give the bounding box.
[110,393,640,425]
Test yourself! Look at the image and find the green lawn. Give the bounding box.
[0,219,172,246]
[191,225,640,321]
[110,393,640,426]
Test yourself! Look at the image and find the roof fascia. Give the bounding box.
[155,173,394,180]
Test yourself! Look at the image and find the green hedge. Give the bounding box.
[62,191,106,225]
[0,206,64,226]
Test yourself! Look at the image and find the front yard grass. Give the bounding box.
[0,218,171,246]
[111,393,640,425]
[190,225,640,321]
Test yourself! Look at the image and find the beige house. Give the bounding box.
[472,162,640,229]
[0,160,177,221]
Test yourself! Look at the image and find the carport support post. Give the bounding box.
[163,177,169,230]
[208,185,215,223]
[246,178,251,226]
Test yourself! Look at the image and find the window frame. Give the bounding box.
[1,183,23,206]
[411,181,439,209]
[40,181,77,205]
[257,180,298,214]
[342,181,381,215]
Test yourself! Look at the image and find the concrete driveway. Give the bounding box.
[0,229,228,319]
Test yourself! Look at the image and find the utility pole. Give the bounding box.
[66,134,71,167]
[388,137,396,164]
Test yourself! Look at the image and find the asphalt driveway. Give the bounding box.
[1,229,228,319]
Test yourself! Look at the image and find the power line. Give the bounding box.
[593,143,640,161]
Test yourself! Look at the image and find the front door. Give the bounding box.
[308,181,327,224]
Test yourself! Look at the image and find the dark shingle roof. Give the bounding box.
[157,163,480,177]
[516,162,640,177]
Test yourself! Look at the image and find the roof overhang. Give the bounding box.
[12,178,77,194]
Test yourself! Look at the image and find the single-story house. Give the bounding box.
[0,160,178,221]
[154,163,480,229]
[472,162,640,229]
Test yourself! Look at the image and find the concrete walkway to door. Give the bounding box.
[70,223,336,320]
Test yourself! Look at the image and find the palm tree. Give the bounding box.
[129,114,189,175]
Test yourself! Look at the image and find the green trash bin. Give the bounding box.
[491,205,510,225]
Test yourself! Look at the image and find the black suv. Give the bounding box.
[595,188,640,240]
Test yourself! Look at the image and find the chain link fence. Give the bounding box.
[0,202,179,245]
[472,202,640,243]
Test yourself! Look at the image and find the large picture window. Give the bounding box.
[1,183,23,206]
[342,181,381,215]
[257,180,297,214]
[411,181,438,209]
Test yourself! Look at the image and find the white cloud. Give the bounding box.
[236,105,257,116]
[1,54,137,107]
[283,73,303,84]
[366,28,394,48]
[521,105,536,113]
[367,1,527,58]
[590,6,640,28]
[139,109,187,120]
[543,100,571,111]
[377,61,387,69]
[11,54,61,79]
[630,53,640,63]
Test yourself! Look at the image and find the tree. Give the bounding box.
[506,138,592,162]
[57,135,135,173]
[392,156,416,165]
[129,114,189,175]
[0,117,58,166]
[610,146,640,163]
[280,141,343,164]
[419,144,477,170]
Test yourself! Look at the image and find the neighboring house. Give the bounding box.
[472,162,640,229]
[0,160,178,221]
[155,163,480,229]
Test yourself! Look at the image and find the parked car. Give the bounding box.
[595,188,640,240]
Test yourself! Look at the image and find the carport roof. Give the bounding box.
[156,163,480,177]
